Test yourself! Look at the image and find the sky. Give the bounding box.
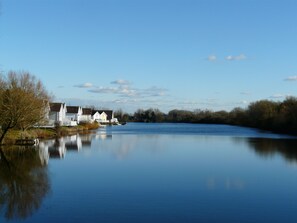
[0,0,297,113]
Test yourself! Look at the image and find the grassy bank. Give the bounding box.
[2,122,100,145]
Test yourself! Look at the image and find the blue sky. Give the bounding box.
[1,0,297,113]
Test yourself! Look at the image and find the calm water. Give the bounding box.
[1,123,297,223]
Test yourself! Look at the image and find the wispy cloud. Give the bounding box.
[70,79,170,112]
[88,81,168,98]
[269,94,291,99]
[74,82,93,88]
[225,54,247,61]
[89,85,137,97]
[111,79,131,85]
[270,94,284,99]
[142,86,168,97]
[98,80,135,96]
[88,86,118,94]
[118,86,138,97]
[284,76,297,81]
[207,55,217,62]
[240,91,251,95]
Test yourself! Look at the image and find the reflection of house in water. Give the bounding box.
[39,139,66,159]
[65,135,82,151]
[95,133,112,140]
[38,145,50,165]
[80,134,92,148]
[48,139,66,158]
[95,127,112,140]
[38,135,92,165]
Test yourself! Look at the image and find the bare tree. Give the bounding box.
[0,71,51,144]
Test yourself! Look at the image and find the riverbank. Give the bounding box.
[1,122,100,145]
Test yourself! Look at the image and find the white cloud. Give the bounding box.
[88,86,118,94]
[118,86,138,97]
[240,91,251,95]
[225,54,247,61]
[111,79,131,85]
[269,94,291,99]
[284,76,297,81]
[142,86,168,97]
[207,55,217,62]
[89,82,168,99]
[88,85,137,96]
[74,82,93,88]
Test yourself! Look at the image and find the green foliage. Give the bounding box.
[130,97,297,135]
[134,108,164,122]
[114,109,132,122]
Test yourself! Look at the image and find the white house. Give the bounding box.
[95,110,117,123]
[92,110,101,122]
[93,110,113,123]
[66,106,83,124]
[49,103,67,126]
[80,108,93,123]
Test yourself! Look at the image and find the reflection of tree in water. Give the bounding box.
[246,138,297,162]
[0,146,50,220]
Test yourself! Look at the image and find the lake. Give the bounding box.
[1,123,297,223]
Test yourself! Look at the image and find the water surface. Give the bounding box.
[1,123,297,223]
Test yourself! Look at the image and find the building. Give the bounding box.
[66,106,83,124]
[49,103,67,126]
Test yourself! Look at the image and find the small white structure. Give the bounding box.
[80,108,93,123]
[66,106,83,124]
[92,111,100,122]
[92,110,109,123]
[92,110,116,124]
[49,103,67,126]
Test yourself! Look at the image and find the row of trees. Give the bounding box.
[115,97,297,135]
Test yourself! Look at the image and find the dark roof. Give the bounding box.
[66,106,80,113]
[82,108,92,115]
[91,110,98,116]
[50,103,65,112]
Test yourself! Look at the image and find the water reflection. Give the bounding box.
[38,134,93,159]
[245,138,297,163]
[37,132,297,164]
[0,146,50,221]
[81,134,93,148]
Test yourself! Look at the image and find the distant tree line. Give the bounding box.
[114,97,297,135]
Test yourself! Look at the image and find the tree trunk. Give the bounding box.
[0,122,12,145]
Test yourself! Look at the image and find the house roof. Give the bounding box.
[91,110,99,116]
[66,106,81,114]
[82,108,92,115]
[50,103,65,112]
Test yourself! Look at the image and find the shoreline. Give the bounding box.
[1,122,101,146]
